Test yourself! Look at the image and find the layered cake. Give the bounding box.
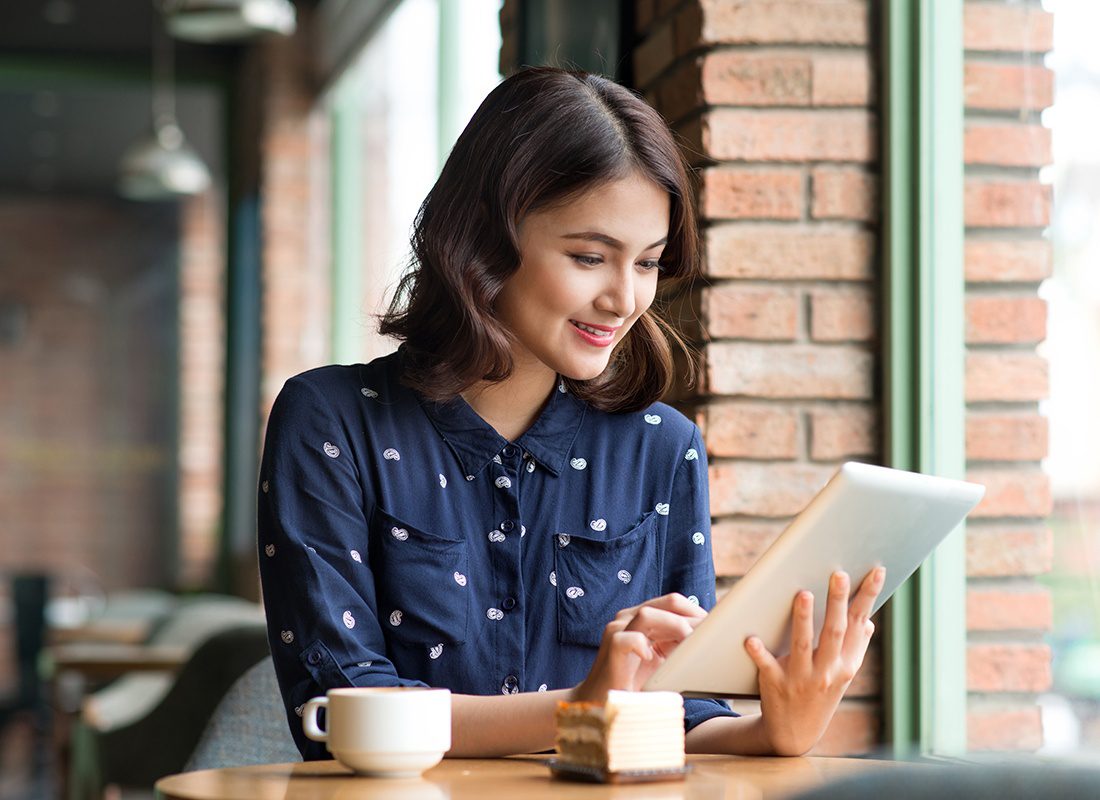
[554,690,685,775]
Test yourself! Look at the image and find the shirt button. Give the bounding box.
[307,650,322,666]
[502,445,517,458]
[500,520,515,532]
[502,596,516,610]
[503,675,518,691]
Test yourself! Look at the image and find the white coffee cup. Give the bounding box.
[302,687,451,777]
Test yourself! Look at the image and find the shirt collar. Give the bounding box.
[417,379,586,479]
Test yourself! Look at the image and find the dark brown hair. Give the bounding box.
[379,66,701,413]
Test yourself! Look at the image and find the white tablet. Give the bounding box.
[644,461,985,698]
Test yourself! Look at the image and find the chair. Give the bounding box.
[184,656,300,771]
[74,594,266,731]
[0,574,50,772]
[68,621,271,800]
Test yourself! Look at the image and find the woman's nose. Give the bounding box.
[596,266,636,318]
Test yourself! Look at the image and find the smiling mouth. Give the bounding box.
[570,320,616,338]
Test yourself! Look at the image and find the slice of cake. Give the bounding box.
[554,690,685,774]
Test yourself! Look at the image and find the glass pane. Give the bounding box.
[1039,0,1100,758]
[327,0,502,363]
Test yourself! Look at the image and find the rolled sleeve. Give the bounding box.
[258,377,425,759]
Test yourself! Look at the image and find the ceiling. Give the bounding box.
[0,0,306,196]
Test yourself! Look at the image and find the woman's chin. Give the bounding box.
[557,359,612,383]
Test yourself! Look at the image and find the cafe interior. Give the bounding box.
[2,0,1099,798]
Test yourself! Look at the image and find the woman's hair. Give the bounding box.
[379,66,701,413]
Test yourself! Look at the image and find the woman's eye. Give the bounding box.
[638,260,663,272]
[571,254,603,266]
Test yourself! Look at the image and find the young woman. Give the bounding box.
[258,67,884,760]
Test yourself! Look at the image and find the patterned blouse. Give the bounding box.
[258,350,736,759]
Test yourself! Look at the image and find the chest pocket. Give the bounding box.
[553,511,661,648]
[369,506,469,646]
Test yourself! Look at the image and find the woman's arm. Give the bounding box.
[449,592,707,756]
[449,690,571,756]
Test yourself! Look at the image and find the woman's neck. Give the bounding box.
[461,360,558,443]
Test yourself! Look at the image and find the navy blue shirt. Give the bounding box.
[258,351,736,758]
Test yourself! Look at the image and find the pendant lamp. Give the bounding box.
[163,0,296,43]
[118,7,211,200]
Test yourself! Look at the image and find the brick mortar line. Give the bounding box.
[699,165,880,175]
[699,43,875,56]
[966,461,1048,471]
[966,631,1050,646]
[965,165,1050,177]
[965,225,1049,234]
[961,516,1051,526]
[962,228,1049,240]
[702,278,877,287]
[964,283,1048,296]
[967,576,1052,590]
[703,219,877,231]
[965,50,1051,64]
[966,401,1044,412]
[965,110,1045,123]
[964,342,1045,353]
[963,288,1047,299]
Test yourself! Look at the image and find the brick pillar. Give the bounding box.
[258,6,332,419]
[634,0,880,755]
[177,190,226,587]
[962,0,1054,752]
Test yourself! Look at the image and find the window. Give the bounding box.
[325,0,502,363]
[1038,0,1100,758]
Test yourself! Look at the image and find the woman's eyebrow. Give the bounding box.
[561,231,668,251]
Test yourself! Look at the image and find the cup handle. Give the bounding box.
[302,696,328,742]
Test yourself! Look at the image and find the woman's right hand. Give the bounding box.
[571,592,707,702]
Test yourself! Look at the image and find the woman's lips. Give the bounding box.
[570,320,617,347]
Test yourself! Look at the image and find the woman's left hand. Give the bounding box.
[745,566,886,756]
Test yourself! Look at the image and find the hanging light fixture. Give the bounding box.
[118,6,211,200]
[162,0,296,43]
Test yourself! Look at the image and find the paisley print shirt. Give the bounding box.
[258,350,736,759]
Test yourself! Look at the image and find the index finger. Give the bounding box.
[617,592,708,625]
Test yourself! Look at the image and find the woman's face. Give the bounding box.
[496,170,670,383]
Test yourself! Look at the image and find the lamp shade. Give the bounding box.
[118,122,211,200]
[164,0,296,42]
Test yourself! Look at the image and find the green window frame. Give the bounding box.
[881,0,967,757]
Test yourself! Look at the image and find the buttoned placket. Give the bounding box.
[490,443,526,694]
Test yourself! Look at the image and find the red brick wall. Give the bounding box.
[0,190,225,691]
[632,0,881,756]
[962,0,1053,752]
[0,198,179,657]
[177,191,226,588]
[257,7,332,418]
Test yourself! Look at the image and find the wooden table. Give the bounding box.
[156,754,913,800]
[50,618,153,646]
[49,642,189,680]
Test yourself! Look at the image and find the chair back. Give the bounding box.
[11,574,49,708]
[184,656,299,771]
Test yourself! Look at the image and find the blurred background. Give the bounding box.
[0,0,1097,798]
